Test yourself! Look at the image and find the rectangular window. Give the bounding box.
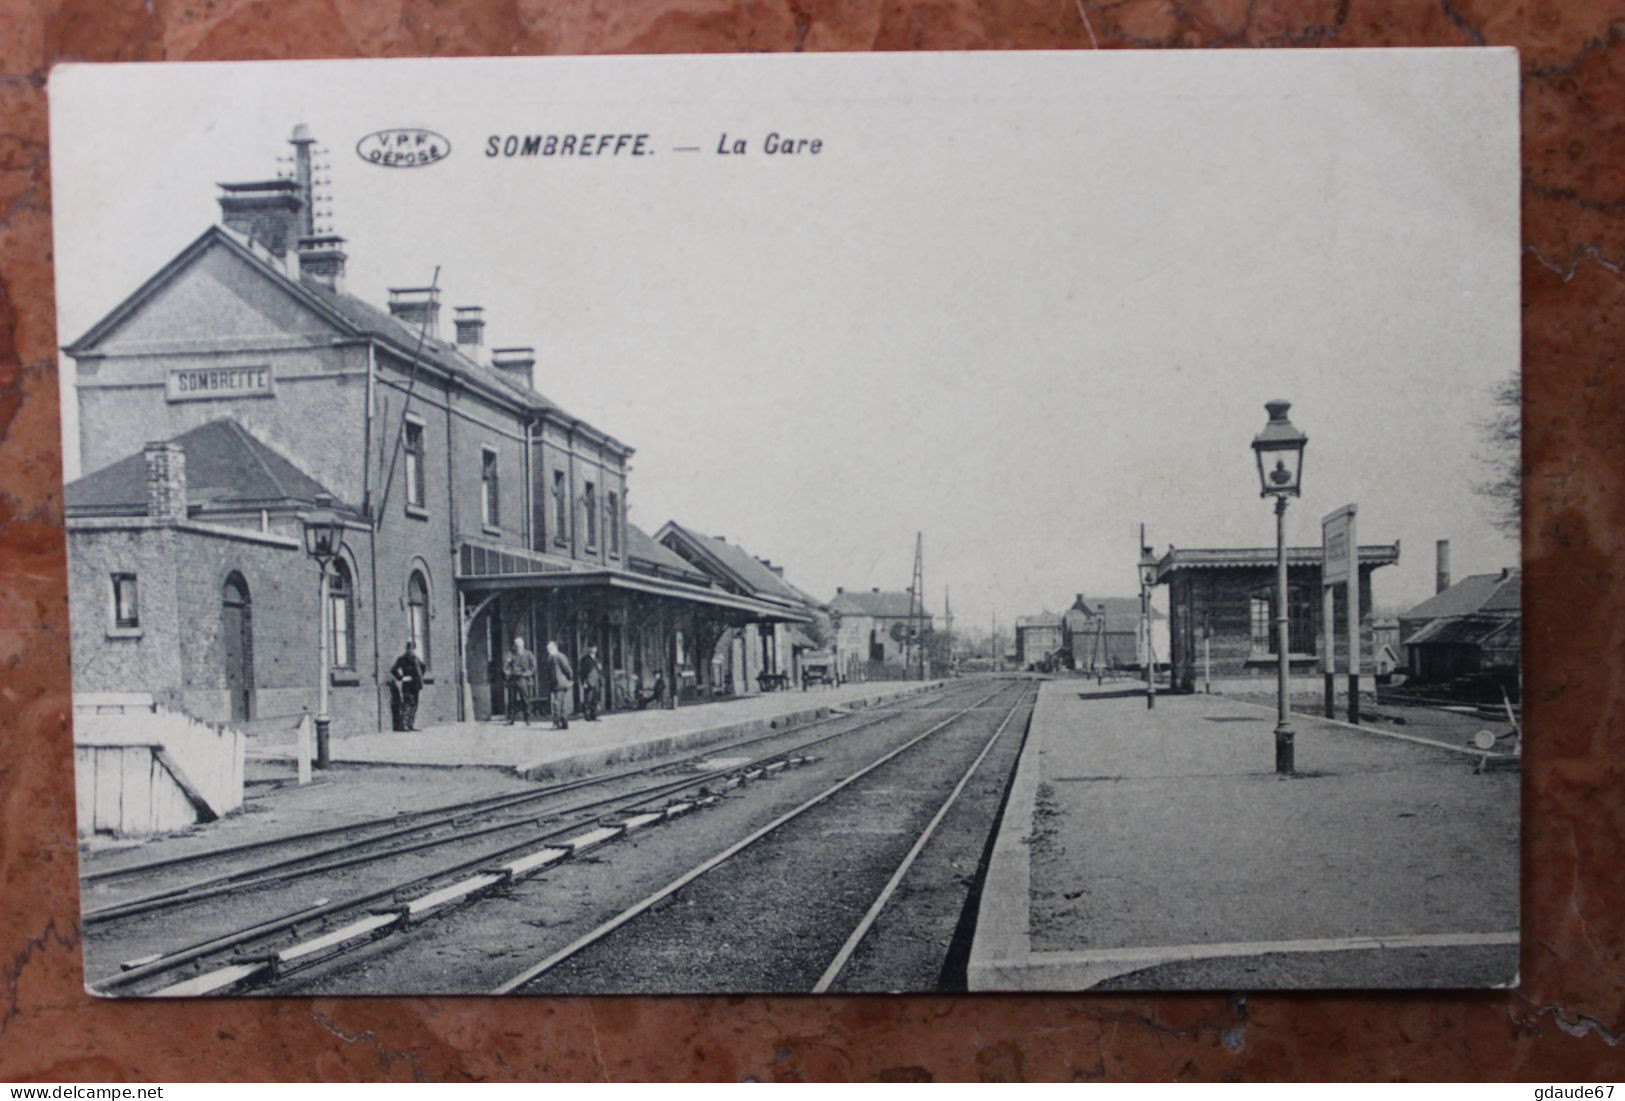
[1250,591,1316,656]
[330,591,351,670]
[404,421,426,509]
[552,469,567,543]
[584,481,598,548]
[112,573,139,629]
[481,448,500,530]
[607,491,620,556]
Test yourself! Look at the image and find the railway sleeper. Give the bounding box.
[140,762,753,997]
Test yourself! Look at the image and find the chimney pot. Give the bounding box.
[388,287,441,337]
[218,179,304,258]
[297,234,347,290]
[836,587,844,594]
[454,306,486,349]
[143,442,187,522]
[490,346,536,390]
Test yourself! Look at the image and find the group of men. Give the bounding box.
[500,637,603,729]
[386,636,604,732]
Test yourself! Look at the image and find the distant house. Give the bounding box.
[1399,568,1520,686]
[1014,612,1064,669]
[1060,594,1167,671]
[829,588,932,676]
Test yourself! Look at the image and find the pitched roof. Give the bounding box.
[65,418,340,516]
[1155,544,1400,582]
[828,589,926,618]
[625,522,709,584]
[65,225,632,456]
[657,523,808,607]
[1406,614,1519,648]
[1401,570,1520,622]
[1063,596,1160,632]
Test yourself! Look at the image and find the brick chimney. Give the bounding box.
[297,234,347,290]
[388,287,441,337]
[454,307,486,350]
[491,346,535,390]
[1435,539,1451,594]
[218,179,304,258]
[143,442,187,522]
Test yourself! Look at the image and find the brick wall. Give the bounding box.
[75,240,368,502]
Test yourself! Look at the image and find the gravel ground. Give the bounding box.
[1219,689,1518,752]
[829,691,1036,993]
[1025,688,1518,988]
[82,681,1001,992]
[519,681,1033,994]
[1094,943,1517,990]
[271,679,1027,995]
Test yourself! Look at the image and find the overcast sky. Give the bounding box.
[51,51,1520,630]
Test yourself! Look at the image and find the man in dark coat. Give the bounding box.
[503,637,537,725]
[580,643,603,722]
[389,640,426,731]
[545,640,574,730]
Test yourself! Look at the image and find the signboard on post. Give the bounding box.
[1323,505,1355,586]
[1322,504,1360,724]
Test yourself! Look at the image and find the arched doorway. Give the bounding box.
[222,572,254,721]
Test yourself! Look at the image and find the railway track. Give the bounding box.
[87,677,1013,996]
[81,679,987,928]
[495,678,1037,995]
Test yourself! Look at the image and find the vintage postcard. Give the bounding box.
[49,50,1520,995]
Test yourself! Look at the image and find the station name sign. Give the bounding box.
[1322,504,1357,586]
[167,365,274,402]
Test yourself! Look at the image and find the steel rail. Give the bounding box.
[83,680,968,886]
[89,681,994,995]
[82,681,988,925]
[491,681,1022,994]
[812,682,1034,992]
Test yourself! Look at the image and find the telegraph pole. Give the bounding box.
[907,533,926,680]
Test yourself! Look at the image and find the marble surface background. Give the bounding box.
[1,0,1621,1082]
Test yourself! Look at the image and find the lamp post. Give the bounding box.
[301,495,344,770]
[1251,400,1309,776]
[1138,536,1159,709]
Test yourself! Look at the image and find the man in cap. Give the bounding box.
[503,636,538,725]
[545,640,575,730]
[389,640,426,731]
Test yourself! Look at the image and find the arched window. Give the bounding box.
[408,569,431,668]
[328,559,355,671]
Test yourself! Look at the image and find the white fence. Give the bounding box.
[73,694,246,838]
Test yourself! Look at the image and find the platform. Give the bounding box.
[250,680,945,779]
[967,680,1519,991]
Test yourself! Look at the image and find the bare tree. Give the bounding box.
[1475,373,1522,535]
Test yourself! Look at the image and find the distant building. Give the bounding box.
[829,588,932,676]
[1060,594,1167,670]
[1014,612,1064,668]
[1154,543,1400,692]
[654,523,818,694]
[1399,566,1520,687]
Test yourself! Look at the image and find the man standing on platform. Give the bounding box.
[503,636,537,725]
[389,640,425,732]
[580,643,603,722]
[545,640,574,730]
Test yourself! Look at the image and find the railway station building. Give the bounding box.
[63,125,804,736]
[1153,543,1400,694]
